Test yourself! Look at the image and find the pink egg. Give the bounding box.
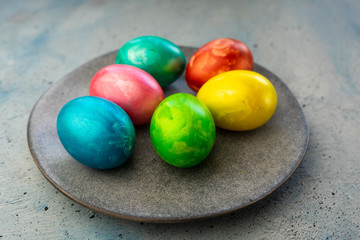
[89,64,164,125]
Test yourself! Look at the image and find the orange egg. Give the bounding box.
[185,38,253,92]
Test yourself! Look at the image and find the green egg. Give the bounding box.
[115,36,186,88]
[150,93,216,168]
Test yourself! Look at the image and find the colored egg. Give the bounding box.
[197,70,277,131]
[115,36,186,88]
[150,93,216,168]
[186,38,254,92]
[89,64,164,126]
[57,96,136,169]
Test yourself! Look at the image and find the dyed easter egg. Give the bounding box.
[186,38,254,92]
[57,96,136,169]
[150,93,216,168]
[197,70,277,131]
[115,36,186,88]
[89,64,164,126]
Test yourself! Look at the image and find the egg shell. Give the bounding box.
[57,96,136,169]
[150,93,216,168]
[186,38,254,92]
[115,36,186,88]
[197,70,277,131]
[89,64,164,126]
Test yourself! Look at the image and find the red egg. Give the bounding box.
[185,38,254,92]
[89,64,164,125]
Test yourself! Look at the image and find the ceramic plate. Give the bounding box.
[27,47,309,223]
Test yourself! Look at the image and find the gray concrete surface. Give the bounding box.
[0,0,359,239]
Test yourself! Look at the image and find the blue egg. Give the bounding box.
[57,96,136,169]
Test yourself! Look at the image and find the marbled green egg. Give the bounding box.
[150,93,216,168]
[115,36,186,88]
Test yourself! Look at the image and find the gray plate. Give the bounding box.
[27,47,309,223]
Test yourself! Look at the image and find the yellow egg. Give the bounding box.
[196,70,277,131]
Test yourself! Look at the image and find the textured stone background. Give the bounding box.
[0,0,359,239]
